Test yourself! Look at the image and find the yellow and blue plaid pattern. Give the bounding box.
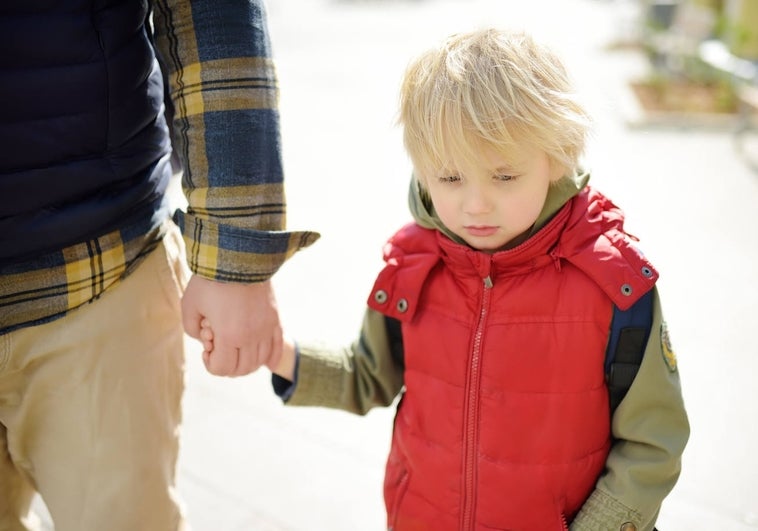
[1,0,318,334]
[154,0,319,280]
[0,219,164,334]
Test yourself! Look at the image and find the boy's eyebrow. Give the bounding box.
[494,165,517,173]
[436,165,519,176]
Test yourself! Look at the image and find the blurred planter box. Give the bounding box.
[628,0,756,127]
[622,75,744,129]
[630,77,738,113]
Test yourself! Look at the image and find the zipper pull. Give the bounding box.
[482,255,494,288]
[549,248,562,272]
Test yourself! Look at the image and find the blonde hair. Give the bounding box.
[399,28,590,181]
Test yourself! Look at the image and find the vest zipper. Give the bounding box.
[460,271,493,530]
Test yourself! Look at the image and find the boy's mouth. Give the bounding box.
[464,225,498,237]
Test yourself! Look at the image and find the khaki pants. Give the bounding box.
[0,226,189,531]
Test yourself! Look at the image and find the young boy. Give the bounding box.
[202,28,689,531]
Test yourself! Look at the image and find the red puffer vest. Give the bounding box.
[367,187,658,531]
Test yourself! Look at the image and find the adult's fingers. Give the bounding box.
[181,301,202,339]
[200,326,214,353]
[181,276,210,339]
[233,344,263,377]
[265,332,284,372]
[204,344,239,376]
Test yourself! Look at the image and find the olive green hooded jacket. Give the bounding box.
[283,173,689,531]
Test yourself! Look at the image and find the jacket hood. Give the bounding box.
[378,175,658,321]
[407,171,591,248]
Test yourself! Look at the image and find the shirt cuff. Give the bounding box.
[570,489,644,531]
[272,347,300,402]
[174,210,319,282]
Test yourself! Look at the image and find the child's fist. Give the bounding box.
[200,318,215,358]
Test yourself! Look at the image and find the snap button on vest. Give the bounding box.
[641,266,653,278]
[620,522,637,531]
[396,298,408,312]
[621,283,633,296]
[374,290,388,304]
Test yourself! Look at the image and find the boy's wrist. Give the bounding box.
[272,337,296,381]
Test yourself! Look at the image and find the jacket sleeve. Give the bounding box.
[571,286,690,531]
[285,308,405,415]
[151,0,318,283]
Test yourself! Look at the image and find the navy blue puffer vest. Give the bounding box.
[0,0,172,262]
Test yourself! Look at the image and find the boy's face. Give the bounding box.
[424,144,563,252]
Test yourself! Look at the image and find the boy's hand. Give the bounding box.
[199,319,294,380]
[199,318,215,364]
[181,276,283,376]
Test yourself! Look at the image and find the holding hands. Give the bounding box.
[199,312,296,381]
[181,276,283,377]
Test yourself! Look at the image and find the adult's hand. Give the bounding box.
[182,275,283,376]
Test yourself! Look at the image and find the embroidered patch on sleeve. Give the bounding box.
[661,321,677,372]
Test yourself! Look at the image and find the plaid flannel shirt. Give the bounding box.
[0,0,319,334]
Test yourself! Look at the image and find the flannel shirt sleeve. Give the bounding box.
[151,0,319,282]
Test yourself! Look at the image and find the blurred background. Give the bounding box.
[177,0,758,530]
[39,0,758,529]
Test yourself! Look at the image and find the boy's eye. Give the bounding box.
[438,175,461,183]
[494,174,516,182]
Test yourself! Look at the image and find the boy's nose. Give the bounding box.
[462,184,492,214]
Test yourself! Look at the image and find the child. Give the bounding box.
[201,28,689,531]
